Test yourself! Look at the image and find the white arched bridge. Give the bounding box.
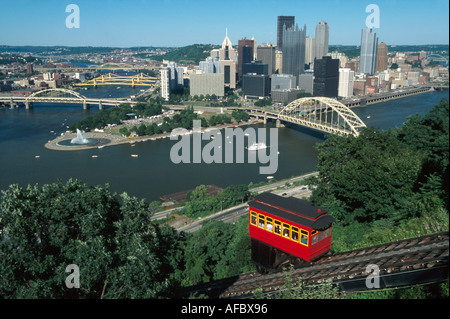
[0,88,138,110]
[232,97,367,137]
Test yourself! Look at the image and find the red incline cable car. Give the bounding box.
[248,193,335,271]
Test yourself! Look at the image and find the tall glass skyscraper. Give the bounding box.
[277,16,295,50]
[315,21,329,60]
[282,23,306,86]
[359,28,378,75]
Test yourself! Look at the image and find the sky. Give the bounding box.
[0,0,448,48]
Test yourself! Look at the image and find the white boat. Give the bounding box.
[35,155,40,159]
[92,155,98,158]
[131,154,138,158]
[246,142,267,151]
[367,115,371,119]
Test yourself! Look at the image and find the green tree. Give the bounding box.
[309,128,423,224]
[0,179,182,298]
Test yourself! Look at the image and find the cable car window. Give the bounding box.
[250,212,257,225]
[266,217,273,232]
[291,227,299,242]
[325,228,331,237]
[312,234,318,245]
[300,230,308,245]
[258,214,265,228]
[274,221,281,235]
[318,231,324,241]
[283,224,290,238]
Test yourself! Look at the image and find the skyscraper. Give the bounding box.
[257,44,276,76]
[277,16,295,50]
[219,31,238,89]
[305,37,315,67]
[376,42,388,72]
[282,23,306,86]
[359,28,378,75]
[315,21,329,60]
[338,68,355,98]
[238,39,255,79]
[313,56,339,98]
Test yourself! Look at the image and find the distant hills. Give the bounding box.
[0,44,447,65]
[148,44,220,64]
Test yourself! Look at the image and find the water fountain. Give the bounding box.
[70,129,90,144]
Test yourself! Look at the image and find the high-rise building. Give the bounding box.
[299,72,314,95]
[242,60,268,76]
[315,21,329,60]
[282,23,306,86]
[359,28,378,75]
[275,50,283,74]
[197,57,222,74]
[190,73,225,97]
[219,31,238,89]
[313,56,339,98]
[26,63,34,74]
[305,37,316,67]
[238,39,255,78]
[376,42,388,73]
[242,74,271,99]
[257,44,276,76]
[277,16,295,50]
[338,68,355,98]
[160,68,170,101]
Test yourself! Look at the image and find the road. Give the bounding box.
[156,171,319,233]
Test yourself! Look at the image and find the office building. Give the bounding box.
[242,60,268,76]
[271,88,304,104]
[257,44,276,75]
[219,31,238,89]
[298,72,314,95]
[338,68,355,98]
[242,74,271,99]
[282,23,306,86]
[277,16,295,50]
[160,68,170,100]
[271,74,296,90]
[315,21,329,60]
[238,39,255,78]
[197,57,222,74]
[167,61,185,91]
[190,73,225,97]
[313,56,339,97]
[26,63,34,74]
[305,37,315,67]
[359,28,378,75]
[275,50,283,74]
[376,42,388,73]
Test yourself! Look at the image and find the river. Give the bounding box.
[0,87,448,202]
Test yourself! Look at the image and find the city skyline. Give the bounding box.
[0,0,449,48]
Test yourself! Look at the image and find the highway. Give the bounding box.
[154,171,319,233]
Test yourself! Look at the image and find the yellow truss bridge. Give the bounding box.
[74,73,158,88]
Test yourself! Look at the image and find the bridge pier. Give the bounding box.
[276,119,281,128]
[263,113,267,125]
[83,101,90,110]
[25,101,33,110]
[98,101,104,110]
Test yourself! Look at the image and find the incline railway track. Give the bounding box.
[182,232,449,298]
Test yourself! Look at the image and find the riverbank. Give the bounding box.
[44,119,264,151]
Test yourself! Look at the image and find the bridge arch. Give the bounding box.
[278,97,367,137]
[27,88,87,100]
